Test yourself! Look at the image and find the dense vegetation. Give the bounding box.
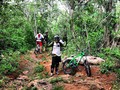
[0,0,120,87]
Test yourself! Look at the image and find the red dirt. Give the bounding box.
[5,51,117,90]
[36,53,116,90]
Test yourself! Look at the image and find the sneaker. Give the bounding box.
[56,72,59,75]
[50,73,54,76]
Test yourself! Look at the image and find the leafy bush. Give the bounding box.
[0,76,9,87]
[100,58,115,74]
[36,73,43,79]
[24,24,36,49]
[50,77,64,84]
[103,47,120,59]
[112,81,120,90]
[19,47,28,54]
[0,51,20,75]
[44,72,50,78]
[34,65,44,73]
[115,68,120,80]
[97,47,120,74]
[52,85,64,90]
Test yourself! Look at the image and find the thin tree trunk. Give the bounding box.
[103,0,113,47]
[85,22,90,53]
[111,1,119,48]
[111,24,120,48]
[34,12,37,36]
[69,0,81,50]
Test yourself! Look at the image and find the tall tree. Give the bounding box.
[103,0,119,48]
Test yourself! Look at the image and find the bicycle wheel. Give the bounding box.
[34,49,37,55]
[34,48,39,55]
[62,59,76,75]
[83,60,91,77]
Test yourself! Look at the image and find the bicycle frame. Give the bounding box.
[63,48,91,76]
[69,51,85,66]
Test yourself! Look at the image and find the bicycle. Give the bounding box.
[34,44,40,55]
[62,48,91,77]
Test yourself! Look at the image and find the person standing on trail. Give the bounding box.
[35,32,44,54]
[43,31,49,51]
[48,35,65,76]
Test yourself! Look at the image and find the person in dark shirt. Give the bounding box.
[44,31,49,51]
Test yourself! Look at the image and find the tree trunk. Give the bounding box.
[34,12,37,36]
[103,0,113,47]
[111,23,120,48]
[111,1,120,48]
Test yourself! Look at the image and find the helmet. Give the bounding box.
[45,31,48,33]
[54,35,60,41]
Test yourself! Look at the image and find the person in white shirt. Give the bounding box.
[35,33,44,53]
[48,35,64,76]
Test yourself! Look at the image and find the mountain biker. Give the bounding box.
[43,31,49,51]
[48,35,65,76]
[35,32,44,54]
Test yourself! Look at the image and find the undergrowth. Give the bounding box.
[0,50,20,75]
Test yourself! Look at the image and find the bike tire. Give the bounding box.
[83,60,91,77]
[34,48,39,55]
[62,59,76,75]
[34,50,37,55]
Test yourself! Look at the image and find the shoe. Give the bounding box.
[56,72,59,75]
[50,73,54,76]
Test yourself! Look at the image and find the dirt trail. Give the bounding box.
[31,51,116,90]
[2,50,117,90]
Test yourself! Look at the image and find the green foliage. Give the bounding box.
[114,68,120,80]
[99,47,120,74]
[36,73,44,79]
[52,85,64,90]
[19,47,28,54]
[100,59,115,74]
[27,86,38,90]
[44,72,50,78]
[0,51,20,75]
[0,76,10,87]
[24,23,36,49]
[104,48,120,60]
[50,77,64,84]
[0,4,35,54]
[34,65,45,73]
[88,29,104,52]
[112,81,120,90]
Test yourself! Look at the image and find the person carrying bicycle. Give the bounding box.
[48,35,65,76]
[35,32,44,54]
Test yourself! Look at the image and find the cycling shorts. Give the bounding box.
[36,41,43,46]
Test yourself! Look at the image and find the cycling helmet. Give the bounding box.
[54,35,60,41]
[45,31,48,33]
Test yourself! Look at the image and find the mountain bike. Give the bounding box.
[34,44,40,55]
[62,48,91,77]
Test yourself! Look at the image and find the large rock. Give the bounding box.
[65,56,105,65]
[86,56,105,64]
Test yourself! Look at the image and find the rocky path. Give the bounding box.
[1,50,117,90]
